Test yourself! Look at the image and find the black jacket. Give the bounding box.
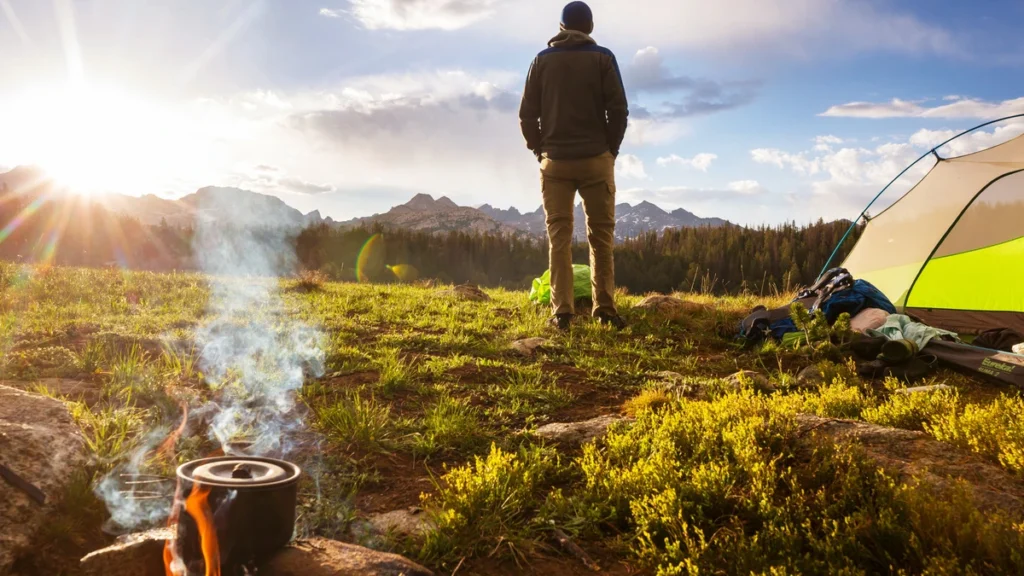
[519,30,629,160]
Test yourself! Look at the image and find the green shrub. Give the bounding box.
[556,393,1024,574]
[800,380,875,420]
[929,395,1024,474]
[864,385,960,431]
[623,388,674,417]
[421,444,560,565]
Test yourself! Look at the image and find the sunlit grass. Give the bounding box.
[9,261,1024,575]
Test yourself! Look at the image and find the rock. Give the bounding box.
[267,537,434,576]
[896,384,954,395]
[648,371,701,397]
[3,378,103,406]
[650,370,685,384]
[510,338,551,357]
[438,284,490,302]
[796,366,827,390]
[80,527,172,576]
[795,415,1024,516]
[536,415,627,446]
[636,295,706,315]
[725,370,776,393]
[1,385,89,573]
[81,533,433,576]
[367,507,435,537]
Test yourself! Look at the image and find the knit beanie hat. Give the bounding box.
[560,1,593,32]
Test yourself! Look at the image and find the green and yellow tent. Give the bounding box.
[825,115,1024,334]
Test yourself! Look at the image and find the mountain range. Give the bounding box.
[477,200,728,241]
[1,166,727,239]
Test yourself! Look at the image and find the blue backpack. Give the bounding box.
[738,268,896,345]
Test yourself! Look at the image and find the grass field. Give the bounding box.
[4,261,1024,575]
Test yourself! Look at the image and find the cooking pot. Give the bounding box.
[173,456,301,573]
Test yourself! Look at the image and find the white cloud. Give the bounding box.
[813,135,843,151]
[487,0,955,57]
[169,69,549,217]
[230,165,335,195]
[656,152,717,171]
[622,117,687,147]
[728,180,763,194]
[319,8,343,18]
[821,96,1024,119]
[751,120,1024,217]
[750,148,820,175]
[347,0,496,30]
[616,154,649,180]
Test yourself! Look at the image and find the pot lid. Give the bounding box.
[178,456,301,489]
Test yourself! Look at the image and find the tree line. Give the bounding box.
[0,188,859,295]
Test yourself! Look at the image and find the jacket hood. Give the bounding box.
[547,29,596,48]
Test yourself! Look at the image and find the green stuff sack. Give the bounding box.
[529,264,591,305]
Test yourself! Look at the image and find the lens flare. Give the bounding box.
[0,195,47,244]
[355,233,383,283]
[387,264,419,283]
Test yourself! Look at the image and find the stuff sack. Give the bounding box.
[529,264,592,305]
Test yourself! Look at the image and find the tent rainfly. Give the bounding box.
[823,114,1024,335]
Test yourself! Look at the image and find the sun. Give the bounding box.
[0,82,201,195]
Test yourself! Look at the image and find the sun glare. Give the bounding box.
[0,82,206,195]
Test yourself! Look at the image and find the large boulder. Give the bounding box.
[82,534,434,576]
[267,538,434,576]
[1,385,89,573]
[535,415,628,447]
[80,528,171,576]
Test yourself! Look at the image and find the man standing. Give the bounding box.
[519,1,629,331]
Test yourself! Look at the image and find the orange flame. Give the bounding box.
[185,484,221,576]
[164,483,221,576]
[163,541,176,576]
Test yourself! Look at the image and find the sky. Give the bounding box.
[1,0,1024,226]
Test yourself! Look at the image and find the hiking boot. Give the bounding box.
[884,354,938,383]
[596,312,627,330]
[880,339,919,364]
[549,313,573,332]
[850,335,887,361]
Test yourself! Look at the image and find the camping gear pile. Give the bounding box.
[740,266,1024,385]
[743,117,1024,386]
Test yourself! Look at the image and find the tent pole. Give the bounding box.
[817,112,1024,279]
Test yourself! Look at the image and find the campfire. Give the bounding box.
[163,457,301,576]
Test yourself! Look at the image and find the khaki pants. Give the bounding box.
[540,151,617,317]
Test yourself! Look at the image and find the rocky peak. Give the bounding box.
[435,196,459,210]
[405,194,440,211]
